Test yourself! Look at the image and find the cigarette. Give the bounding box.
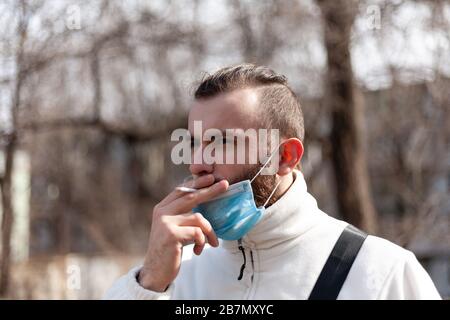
[176,186,197,193]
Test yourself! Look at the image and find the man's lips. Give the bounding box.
[193,174,226,184]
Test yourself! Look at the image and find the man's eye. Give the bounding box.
[211,137,229,145]
[209,136,223,144]
[217,137,233,147]
[190,139,200,149]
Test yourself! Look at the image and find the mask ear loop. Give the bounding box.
[250,142,284,208]
[250,142,283,184]
[262,178,282,208]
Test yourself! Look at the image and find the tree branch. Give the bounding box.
[17,115,187,143]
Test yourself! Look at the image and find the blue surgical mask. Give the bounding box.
[193,147,282,241]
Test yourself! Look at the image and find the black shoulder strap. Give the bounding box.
[308,224,367,300]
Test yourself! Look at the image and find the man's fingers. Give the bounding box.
[191,175,219,189]
[158,174,215,207]
[176,213,219,247]
[193,180,229,204]
[165,179,229,214]
[177,226,206,255]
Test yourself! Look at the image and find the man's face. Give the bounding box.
[188,88,278,207]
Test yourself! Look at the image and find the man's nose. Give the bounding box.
[189,162,214,177]
[189,144,214,176]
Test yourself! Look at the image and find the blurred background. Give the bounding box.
[0,0,449,299]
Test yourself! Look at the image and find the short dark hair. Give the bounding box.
[194,63,304,142]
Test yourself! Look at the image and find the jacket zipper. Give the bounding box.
[237,239,246,280]
[250,249,255,284]
[237,239,255,285]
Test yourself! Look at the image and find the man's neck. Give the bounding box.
[265,171,295,208]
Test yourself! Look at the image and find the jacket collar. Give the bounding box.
[221,169,325,251]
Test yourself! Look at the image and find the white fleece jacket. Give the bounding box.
[104,170,441,300]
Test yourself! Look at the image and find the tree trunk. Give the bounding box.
[318,0,378,233]
[0,137,16,296]
[0,1,26,296]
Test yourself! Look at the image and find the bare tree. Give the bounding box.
[0,0,193,296]
[0,0,29,296]
[1,0,448,299]
[317,0,378,233]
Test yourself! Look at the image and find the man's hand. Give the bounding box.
[138,174,228,292]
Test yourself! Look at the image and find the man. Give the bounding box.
[104,64,441,299]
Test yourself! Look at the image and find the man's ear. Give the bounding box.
[278,138,304,176]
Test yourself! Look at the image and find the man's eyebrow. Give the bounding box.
[222,129,239,140]
[188,129,241,141]
[223,129,247,138]
[223,129,241,136]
